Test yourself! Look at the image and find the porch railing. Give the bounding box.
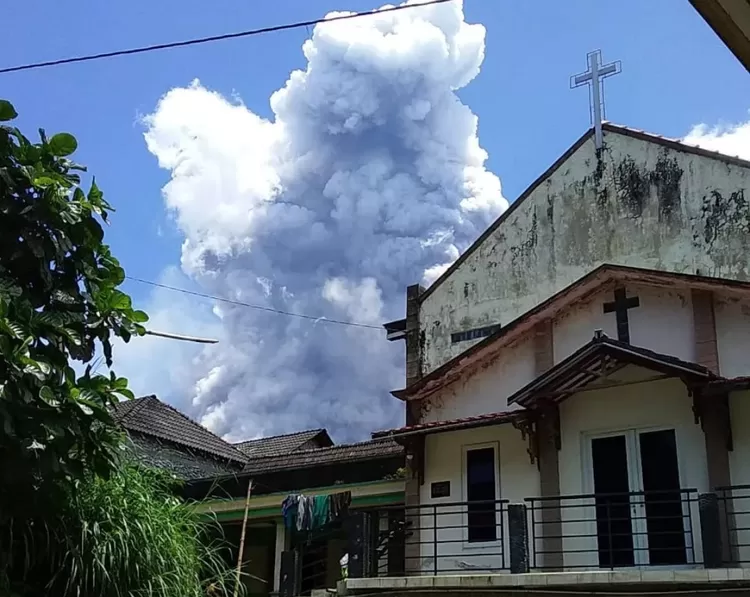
[354,500,510,577]
[717,484,750,565]
[279,487,749,594]
[525,489,699,570]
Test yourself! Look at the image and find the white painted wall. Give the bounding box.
[415,424,539,574]
[423,283,697,424]
[716,297,750,378]
[420,129,750,374]
[421,336,535,423]
[557,374,707,569]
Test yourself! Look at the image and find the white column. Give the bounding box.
[273,519,287,593]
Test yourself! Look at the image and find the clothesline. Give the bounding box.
[281,491,352,532]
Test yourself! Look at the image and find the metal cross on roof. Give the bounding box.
[571,50,622,150]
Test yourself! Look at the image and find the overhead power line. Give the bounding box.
[0,0,453,75]
[125,276,383,330]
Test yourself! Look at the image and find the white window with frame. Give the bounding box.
[582,427,694,568]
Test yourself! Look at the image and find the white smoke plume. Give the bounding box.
[142,0,506,442]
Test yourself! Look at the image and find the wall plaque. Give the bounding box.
[431,481,451,498]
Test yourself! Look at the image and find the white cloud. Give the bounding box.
[683,113,750,160]
[140,0,506,442]
[110,266,222,418]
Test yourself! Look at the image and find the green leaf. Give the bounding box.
[88,177,103,204]
[48,132,78,156]
[0,100,17,122]
[131,310,149,323]
[109,290,131,311]
[33,176,57,187]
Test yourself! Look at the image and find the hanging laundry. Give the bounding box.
[297,495,314,531]
[311,495,330,529]
[330,491,352,520]
[281,494,299,530]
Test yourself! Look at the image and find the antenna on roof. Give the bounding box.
[144,329,219,344]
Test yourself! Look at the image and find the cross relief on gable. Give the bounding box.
[602,286,640,344]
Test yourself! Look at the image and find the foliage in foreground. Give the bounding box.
[0,101,237,595]
[0,98,147,505]
[6,464,237,597]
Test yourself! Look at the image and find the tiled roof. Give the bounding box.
[373,410,524,439]
[234,429,332,458]
[112,396,247,464]
[242,438,403,475]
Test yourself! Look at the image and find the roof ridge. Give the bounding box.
[602,121,750,169]
[419,122,750,304]
[154,400,247,461]
[243,436,396,461]
[116,395,154,424]
[234,428,326,446]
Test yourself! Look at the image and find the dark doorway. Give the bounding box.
[466,447,497,543]
[639,429,686,565]
[591,435,635,567]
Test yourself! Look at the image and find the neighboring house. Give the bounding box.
[112,395,246,479]
[347,123,750,595]
[112,395,405,597]
[234,429,334,459]
[191,436,404,597]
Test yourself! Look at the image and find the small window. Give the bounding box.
[466,447,497,543]
[451,324,501,344]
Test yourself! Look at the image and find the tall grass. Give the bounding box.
[1,465,239,597]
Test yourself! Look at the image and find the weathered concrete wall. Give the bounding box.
[420,130,750,374]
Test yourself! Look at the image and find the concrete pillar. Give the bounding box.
[692,289,720,373]
[273,519,289,593]
[404,284,425,393]
[508,503,530,573]
[531,321,563,570]
[692,289,734,563]
[403,284,425,575]
[537,404,563,570]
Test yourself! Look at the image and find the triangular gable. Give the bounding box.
[507,332,717,408]
[395,264,750,402]
[418,123,750,375]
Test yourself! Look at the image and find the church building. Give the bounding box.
[357,118,750,593]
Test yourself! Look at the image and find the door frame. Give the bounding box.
[460,441,502,551]
[582,425,688,567]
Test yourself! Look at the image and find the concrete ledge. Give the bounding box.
[341,568,750,594]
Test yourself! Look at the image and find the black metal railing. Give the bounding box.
[717,484,750,565]
[360,500,510,576]
[525,489,699,570]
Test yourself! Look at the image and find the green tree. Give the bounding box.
[0,99,149,591]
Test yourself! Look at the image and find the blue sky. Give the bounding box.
[4,0,750,438]
[5,0,747,305]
